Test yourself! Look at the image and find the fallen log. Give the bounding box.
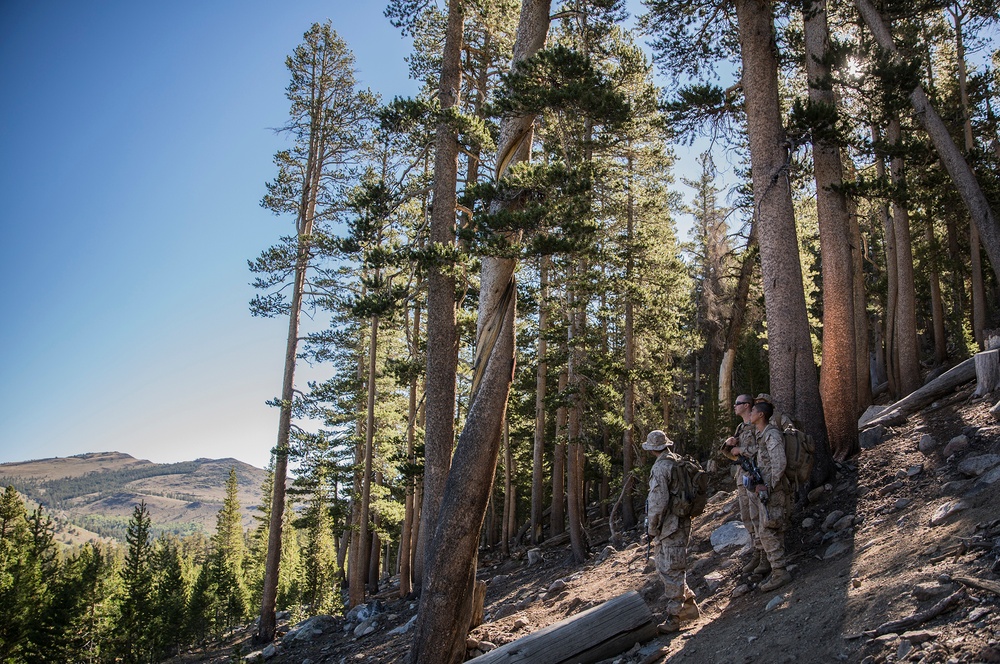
[953,575,1000,596]
[860,358,976,430]
[873,590,966,636]
[468,590,656,664]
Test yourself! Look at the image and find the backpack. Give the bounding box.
[782,427,815,488]
[670,456,709,518]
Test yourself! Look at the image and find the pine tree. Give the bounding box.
[117,500,155,663]
[211,468,250,632]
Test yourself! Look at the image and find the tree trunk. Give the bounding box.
[887,116,922,396]
[567,265,587,563]
[926,222,948,366]
[804,0,858,460]
[400,303,421,598]
[733,0,830,474]
[854,0,1000,284]
[417,0,464,592]
[622,164,637,530]
[502,417,512,558]
[531,257,549,544]
[408,2,551,660]
[873,125,899,398]
[350,313,380,606]
[552,368,567,536]
[973,350,1000,398]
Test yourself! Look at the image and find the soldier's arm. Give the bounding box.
[766,430,787,485]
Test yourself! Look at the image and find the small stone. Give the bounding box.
[874,634,899,644]
[859,426,886,449]
[941,480,971,495]
[808,486,826,503]
[969,607,990,621]
[918,434,938,456]
[930,500,969,525]
[513,617,529,630]
[907,465,923,477]
[894,498,911,510]
[710,521,751,553]
[895,469,908,479]
[901,630,937,644]
[704,571,724,593]
[765,594,785,611]
[833,514,855,531]
[732,584,750,598]
[913,583,952,601]
[802,517,816,529]
[467,637,480,649]
[262,644,277,659]
[527,548,543,565]
[548,579,567,593]
[879,480,905,496]
[491,574,509,585]
[974,464,1000,488]
[597,545,616,562]
[852,578,862,588]
[897,639,913,659]
[943,435,969,457]
[480,642,497,652]
[823,510,846,531]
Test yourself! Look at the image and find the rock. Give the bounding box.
[897,639,913,659]
[912,583,953,601]
[852,578,862,588]
[941,480,971,495]
[707,490,731,505]
[765,594,786,611]
[979,646,1000,663]
[276,610,290,620]
[807,486,826,503]
[704,571,724,593]
[302,659,313,664]
[894,469,908,479]
[469,650,484,658]
[930,500,969,525]
[513,617,529,630]
[262,644,277,659]
[346,603,374,623]
[354,619,373,637]
[968,607,990,621]
[732,584,751,598]
[288,615,337,641]
[894,498,911,510]
[689,555,715,578]
[974,464,1000,487]
[859,405,887,428]
[467,637,480,649]
[943,436,969,457]
[388,615,417,636]
[480,641,497,652]
[548,579,567,593]
[833,514,855,532]
[957,454,1000,477]
[710,521,750,553]
[859,426,885,450]
[245,652,263,663]
[919,434,938,456]
[527,548,543,565]
[906,465,923,477]
[491,574,509,585]
[823,541,852,560]
[822,510,846,531]
[802,517,816,529]
[878,480,905,496]
[900,630,937,644]
[597,545,616,562]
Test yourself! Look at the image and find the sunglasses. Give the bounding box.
[734,401,751,406]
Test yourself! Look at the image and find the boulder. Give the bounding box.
[822,510,846,531]
[832,514,855,532]
[709,521,750,553]
[957,454,1000,477]
[388,615,417,636]
[943,435,969,457]
[527,548,543,565]
[859,426,886,450]
[823,540,852,560]
[548,579,568,593]
[288,615,337,642]
[912,583,953,601]
[859,405,888,428]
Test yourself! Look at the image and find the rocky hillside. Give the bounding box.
[168,385,1000,664]
[0,452,267,544]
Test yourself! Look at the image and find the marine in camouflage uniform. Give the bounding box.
[749,401,792,592]
[644,430,700,632]
[722,394,764,573]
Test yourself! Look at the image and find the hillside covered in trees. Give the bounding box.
[1,0,997,661]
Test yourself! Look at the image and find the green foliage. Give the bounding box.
[116,500,155,662]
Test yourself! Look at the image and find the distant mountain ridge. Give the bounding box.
[0,451,267,545]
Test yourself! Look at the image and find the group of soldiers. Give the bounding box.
[643,394,794,633]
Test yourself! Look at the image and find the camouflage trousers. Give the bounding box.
[748,485,790,570]
[653,521,696,617]
[736,475,763,552]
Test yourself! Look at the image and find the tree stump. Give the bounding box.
[470,580,488,629]
[973,349,1000,398]
[468,590,656,664]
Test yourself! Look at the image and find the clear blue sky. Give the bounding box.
[0,1,719,470]
[0,2,422,469]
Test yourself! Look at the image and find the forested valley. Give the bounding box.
[1,0,997,661]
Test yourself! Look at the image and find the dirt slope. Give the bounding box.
[179,388,1000,664]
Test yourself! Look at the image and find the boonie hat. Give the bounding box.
[755,393,774,404]
[642,430,674,451]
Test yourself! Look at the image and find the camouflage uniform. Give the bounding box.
[647,451,697,619]
[750,423,790,571]
[728,421,763,555]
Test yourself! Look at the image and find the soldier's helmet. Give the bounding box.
[754,393,774,404]
[642,430,674,451]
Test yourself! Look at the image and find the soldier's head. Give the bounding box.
[751,401,774,425]
[642,430,674,454]
[734,394,753,416]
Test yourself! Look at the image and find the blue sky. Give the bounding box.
[0,1,725,470]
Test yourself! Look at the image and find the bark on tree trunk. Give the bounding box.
[622,160,637,530]
[973,350,1000,398]
[873,125,899,398]
[416,0,465,591]
[400,303,421,598]
[552,368,567,536]
[733,0,830,476]
[531,257,548,544]
[567,265,588,563]
[350,313,380,605]
[854,0,1000,284]
[804,0,858,460]
[408,2,551,660]
[502,417,512,557]
[926,222,948,366]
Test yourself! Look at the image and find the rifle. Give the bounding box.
[733,455,770,518]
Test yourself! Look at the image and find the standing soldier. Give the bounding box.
[748,401,792,591]
[755,393,794,430]
[644,430,700,633]
[722,395,764,574]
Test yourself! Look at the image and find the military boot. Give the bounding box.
[752,557,772,576]
[677,599,701,622]
[742,551,762,575]
[760,567,791,592]
[656,618,681,634]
